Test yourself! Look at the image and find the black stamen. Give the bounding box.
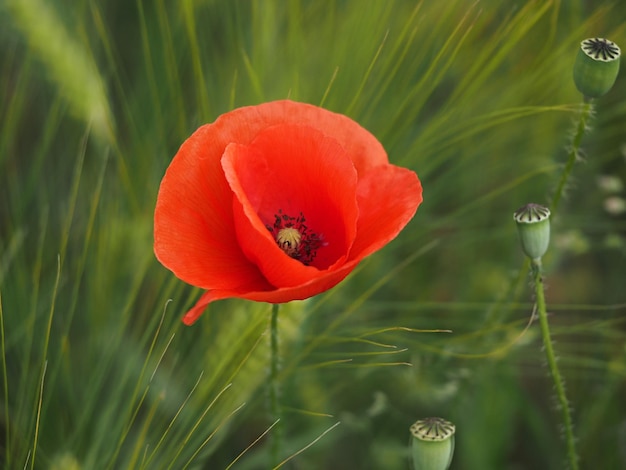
[266,209,324,265]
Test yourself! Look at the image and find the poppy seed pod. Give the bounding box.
[514,203,551,261]
[410,417,455,470]
[573,38,621,99]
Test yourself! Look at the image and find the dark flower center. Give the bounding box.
[266,210,324,265]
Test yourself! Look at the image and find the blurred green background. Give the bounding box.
[1,0,626,468]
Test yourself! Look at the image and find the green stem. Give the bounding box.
[269,303,282,466]
[531,259,579,470]
[550,100,593,213]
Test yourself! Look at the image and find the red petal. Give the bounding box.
[349,165,423,261]
[154,125,268,290]
[182,265,356,325]
[250,101,389,175]
[222,124,359,288]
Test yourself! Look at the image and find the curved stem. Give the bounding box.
[550,100,593,213]
[531,259,579,470]
[269,303,282,466]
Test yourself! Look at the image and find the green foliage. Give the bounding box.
[1,0,626,468]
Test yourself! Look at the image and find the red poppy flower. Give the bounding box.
[154,100,422,325]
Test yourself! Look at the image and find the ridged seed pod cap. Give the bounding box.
[410,417,455,470]
[573,38,621,99]
[514,203,551,261]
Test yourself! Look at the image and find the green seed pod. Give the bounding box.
[410,417,455,470]
[573,38,621,99]
[514,203,551,261]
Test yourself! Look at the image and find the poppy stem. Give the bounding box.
[269,303,282,466]
[531,259,579,470]
[550,100,593,213]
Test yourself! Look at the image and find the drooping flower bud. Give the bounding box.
[573,38,621,99]
[410,417,455,470]
[513,203,551,261]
